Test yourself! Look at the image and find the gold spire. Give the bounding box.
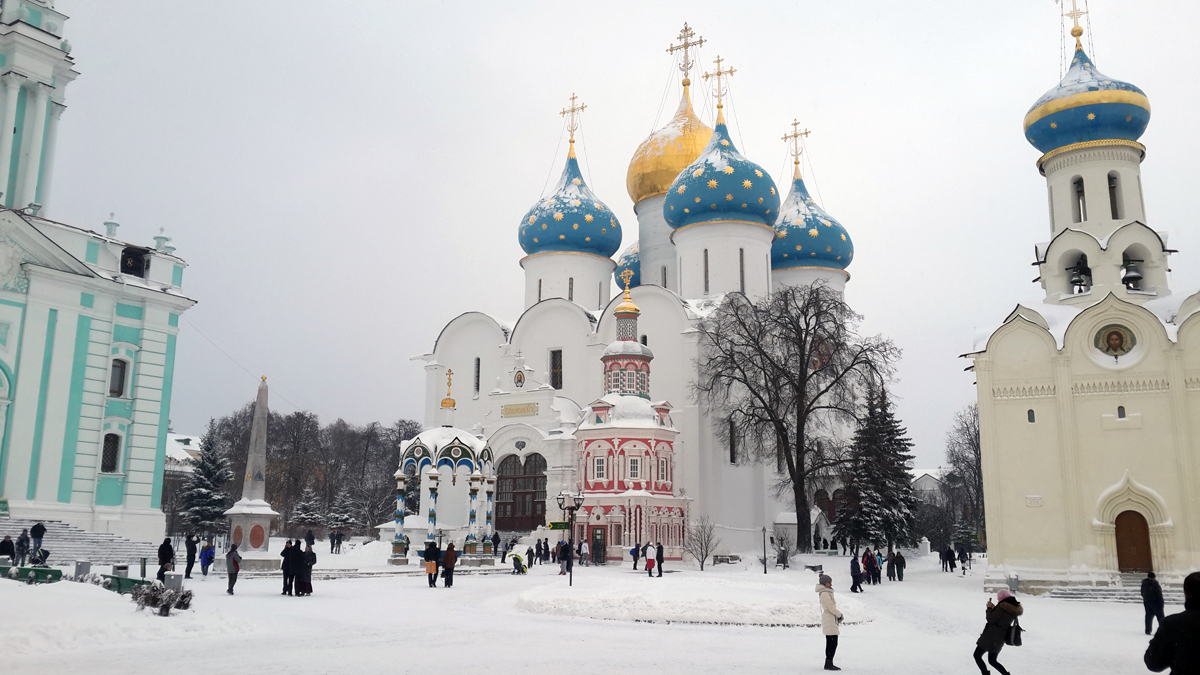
[615,268,639,314]
[782,120,811,180]
[441,369,456,408]
[1060,0,1086,49]
[703,55,736,125]
[667,22,706,88]
[560,93,587,159]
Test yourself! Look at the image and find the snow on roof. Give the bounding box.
[400,426,487,454]
[603,340,654,358]
[578,393,668,430]
[166,433,202,462]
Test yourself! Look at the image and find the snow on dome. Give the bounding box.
[663,114,779,230]
[603,339,654,359]
[1023,46,1150,155]
[626,86,713,205]
[772,169,853,271]
[614,241,641,289]
[400,426,486,455]
[519,152,622,258]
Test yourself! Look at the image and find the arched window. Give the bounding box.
[568,277,574,301]
[1118,406,1126,419]
[100,433,121,473]
[703,249,710,294]
[1072,176,1087,223]
[1108,172,1124,220]
[739,247,745,293]
[109,360,128,398]
[661,266,667,288]
[1027,409,1036,423]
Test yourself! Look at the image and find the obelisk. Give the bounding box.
[224,376,280,569]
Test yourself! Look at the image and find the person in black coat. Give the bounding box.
[425,541,441,588]
[849,556,863,593]
[156,538,174,582]
[295,545,316,596]
[632,541,640,570]
[1146,571,1200,674]
[0,535,15,563]
[184,533,199,579]
[305,530,316,548]
[30,522,46,552]
[280,540,296,595]
[1143,571,1166,635]
[14,530,29,567]
[973,590,1023,675]
[491,532,500,557]
[656,542,664,577]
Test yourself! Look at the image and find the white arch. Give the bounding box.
[1094,470,1170,526]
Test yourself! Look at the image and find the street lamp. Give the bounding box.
[556,491,585,587]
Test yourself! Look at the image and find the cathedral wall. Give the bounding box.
[424,313,509,432]
[672,222,773,300]
[508,300,602,409]
[635,196,676,293]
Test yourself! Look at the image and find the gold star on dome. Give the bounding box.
[765,209,771,214]
[572,178,581,185]
[1126,115,1132,122]
[743,179,752,189]
[808,229,819,237]
[533,237,539,243]
[521,229,525,235]
[1087,113,1096,120]
[777,230,786,238]
[755,170,763,178]
[695,197,701,203]
[670,205,675,210]
[611,219,616,227]
[726,194,733,201]
[826,246,831,252]
[559,234,566,240]
[723,166,734,174]
[585,236,591,241]
[585,214,594,222]
[596,203,604,210]
[678,185,687,194]
[708,179,718,189]
[720,139,730,146]
[601,228,607,233]
[553,213,563,221]
[573,223,579,230]
[769,187,776,195]
[571,200,581,206]
[710,204,717,208]
[1050,122,1058,129]
[741,203,747,208]
[684,208,690,213]
[783,254,788,258]
[542,223,548,230]
[528,216,536,224]
[693,168,703,178]
[795,244,802,251]
[824,221,831,227]
[811,252,815,256]
[840,234,846,241]
[758,197,764,203]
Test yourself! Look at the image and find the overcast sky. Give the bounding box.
[46,1,1200,469]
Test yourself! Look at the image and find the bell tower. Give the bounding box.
[0,0,78,214]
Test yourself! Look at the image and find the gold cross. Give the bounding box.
[560,93,587,144]
[667,22,706,85]
[1058,0,1086,48]
[445,369,453,397]
[619,268,635,291]
[703,55,736,110]
[782,119,811,164]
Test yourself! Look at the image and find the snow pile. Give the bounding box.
[517,571,873,627]
[311,538,392,570]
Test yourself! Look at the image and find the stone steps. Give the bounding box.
[1047,574,1185,605]
[0,518,159,566]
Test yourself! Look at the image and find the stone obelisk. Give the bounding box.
[224,376,280,569]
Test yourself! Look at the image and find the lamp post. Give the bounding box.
[762,526,768,575]
[556,491,585,587]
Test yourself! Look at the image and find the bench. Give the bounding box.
[803,564,824,574]
[8,567,63,583]
[102,574,152,594]
[712,554,742,565]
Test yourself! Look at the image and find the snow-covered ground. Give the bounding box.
[1,551,1174,674]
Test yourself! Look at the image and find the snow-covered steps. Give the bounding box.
[0,518,159,566]
[1046,584,1185,604]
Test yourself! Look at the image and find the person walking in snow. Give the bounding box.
[199,542,215,578]
[14,529,29,567]
[849,556,863,593]
[491,532,500,557]
[184,532,199,579]
[1141,571,1166,635]
[959,547,970,575]
[894,551,906,581]
[30,521,46,552]
[335,531,344,554]
[656,542,665,577]
[305,529,316,548]
[579,540,589,567]
[442,543,457,588]
[861,551,875,586]
[425,541,441,588]
[1145,571,1200,673]
[973,589,1023,675]
[631,541,640,570]
[817,574,844,671]
[156,538,175,582]
[874,550,884,584]
[329,529,337,554]
[947,546,957,573]
[886,552,896,581]
[225,543,242,595]
[534,539,542,565]
[940,546,949,572]
[295,544,316,596]
[280,540,296,595]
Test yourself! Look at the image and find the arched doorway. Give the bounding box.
[1115,510,1153,572]
[496,453,547,531]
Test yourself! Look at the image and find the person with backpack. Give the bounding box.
[973,589,1023,675]
[226,543,242,595]
[1142,572,1165,636]
[1145,571,1200,673]
[631,541,640,570]
[199,542,215,578]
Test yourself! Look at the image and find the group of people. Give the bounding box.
[328,529,344,554]
[280,539,316,596]
[422,541,457,587]
[848,549,905,592]
[0,523,47,567]
[631,541,666,577]
[941,546,971,574]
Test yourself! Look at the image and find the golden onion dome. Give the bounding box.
[626,81,713,205]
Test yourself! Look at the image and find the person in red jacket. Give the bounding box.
[441,543,458,588]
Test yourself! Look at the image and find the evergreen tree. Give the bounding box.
[326,489,359,532]
[290,487,326,529]
[181,419,233,535]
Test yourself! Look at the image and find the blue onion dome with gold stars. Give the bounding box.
[1023,43,1150,156]
[519,147,622,258]
[662,110,780,230]
[613,241,640,288]
[772,164,853,270]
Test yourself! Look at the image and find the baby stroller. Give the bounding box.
[28,548,50,567]
[510,553,527,575]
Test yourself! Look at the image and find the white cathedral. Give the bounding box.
[969,21,1200,587]
[396,26,856,561]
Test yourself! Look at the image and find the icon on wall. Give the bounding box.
[1095,324,1136,358]
[514,370,525,388]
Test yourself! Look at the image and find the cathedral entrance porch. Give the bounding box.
[496,454,547,532]
[1114,510,1152,573]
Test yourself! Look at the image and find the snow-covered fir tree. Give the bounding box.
[290,487,326,529]
[181,419,233,535]
[325,489,359,532]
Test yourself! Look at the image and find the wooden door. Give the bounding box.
[1115,510,1153,572]
[591,526,606,563]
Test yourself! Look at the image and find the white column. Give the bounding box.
[18,83,51,210]
[0,75,24,207]
[391,469,407,560]
[425,470,439,542]
[35,102,64,214]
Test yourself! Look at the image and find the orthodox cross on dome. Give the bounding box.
[441,368,455,408]
[703,55,736,117]
[782,120,811,177]
[620,268,635,291]
[1057,0,1087,48]
[560,93,587,156]
[667,22,706,86]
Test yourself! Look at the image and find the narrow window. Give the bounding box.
[739,247,745,293]
[1027,409,1035,424]
[568,277,574,302]
[640,335,648,346]
[661,266,667,288]
[1138,175,1146,217]
[659,457,667,482]
[101,434,120,473]
[109,360,127,397]
[473,357,481,395]
[1118,406,1126,419]
[1048,186,1055,229]
[703,249,709,294]
[598,282,603,308]
[549,349,563,390]
[1072,176,1087,223]
[537,279,542,302]
[594,457,606,480]
[1108,171,1123,220]
[729,418,737,464]
[629,457,640,480]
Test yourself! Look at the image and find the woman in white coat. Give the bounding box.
[817,574,844,671]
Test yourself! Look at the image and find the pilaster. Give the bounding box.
[1052,354,1085,562]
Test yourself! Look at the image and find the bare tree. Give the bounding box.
[695,282,899,553]
[683,516,722,571]
[943,403,984,547]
